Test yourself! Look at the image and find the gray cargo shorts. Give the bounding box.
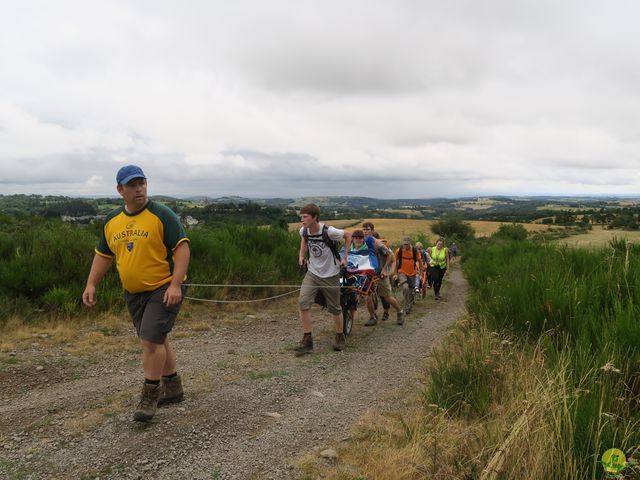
[124,284,187,344]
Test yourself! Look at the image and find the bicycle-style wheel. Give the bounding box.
[342,307,354,336]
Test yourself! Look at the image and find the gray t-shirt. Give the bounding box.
[300,223,345,278]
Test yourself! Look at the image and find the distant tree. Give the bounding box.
[42,200,97,218]
[610,214,639,230]
[492,223,528,241]
[430,215,475,240]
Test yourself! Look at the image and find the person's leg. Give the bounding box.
[323,274,346,350]
[162,338,176,376]
[433,267,445,297]
[365,295,376,318]
[406,275,416,311]
[333,312,344,333]
[300,309,313,333]
[380,296,390,320]
[296,272,318,355]
[364,295,377,326]
[435,267,447,298]
[133,285,181,422]
[383,295,402,312]
[159,337,184,405]
[398,273,411,312]
[142,340,166,381]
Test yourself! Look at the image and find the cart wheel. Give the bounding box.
[343,307,353,336]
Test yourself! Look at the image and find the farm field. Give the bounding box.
[290,218,552,243]
[558,225,640,248]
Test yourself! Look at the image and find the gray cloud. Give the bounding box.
[1,1,640,198]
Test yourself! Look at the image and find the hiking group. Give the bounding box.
[294,203,451,356]
[81,164,451,422]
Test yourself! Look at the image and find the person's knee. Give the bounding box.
[141,339,163,352]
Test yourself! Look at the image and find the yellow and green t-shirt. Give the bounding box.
[96,201,189,293]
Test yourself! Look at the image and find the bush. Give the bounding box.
[430,215,475,241]
[492,223,528,241]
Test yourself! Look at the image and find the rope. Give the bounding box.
[184,283,341,288]
[182,273,381,304]
[184,289,301,304]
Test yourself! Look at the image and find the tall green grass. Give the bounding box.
[452,237,640,477]
[0,217,300,327]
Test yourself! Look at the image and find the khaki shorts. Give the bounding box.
[376,276,392,298]
[298,271,341,315]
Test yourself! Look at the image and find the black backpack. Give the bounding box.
[303,224,341,262]
[396,246,418,269]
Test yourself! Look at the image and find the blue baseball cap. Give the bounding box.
[116,165,146,185]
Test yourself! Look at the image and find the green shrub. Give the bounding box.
[492,223,528,241]
[430,215,475,241]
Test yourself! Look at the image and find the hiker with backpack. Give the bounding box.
[295,203,352,356]
[393,236,422,316]
[426,237,451,300]
[364,229,405,326]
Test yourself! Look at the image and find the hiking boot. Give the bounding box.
[294,334,313,357]
[381,310,389,321]
[333,333,346,351]
[396,311,405,325]
[133,382,161,422]
[159,374,184,406]
[364,317,377,327]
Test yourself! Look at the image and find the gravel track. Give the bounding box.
[0,265,467,479]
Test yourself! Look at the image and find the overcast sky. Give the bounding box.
[1,0,640,199]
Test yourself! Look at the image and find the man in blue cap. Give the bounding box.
[82,165,191,422]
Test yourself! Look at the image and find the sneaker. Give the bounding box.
[294,334,313,357]
[364,317,377,327]
[435,294,441,300]
[159,374,184,406]
[381,310,389,321]
[333,333,346,351]
[133,382,161,422]
[396,311,405,325]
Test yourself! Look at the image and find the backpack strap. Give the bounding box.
[322,224,341,261]
[304,225,340,262]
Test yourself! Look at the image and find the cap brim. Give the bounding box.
[119,174,146,185]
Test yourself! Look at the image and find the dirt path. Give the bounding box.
[0,265,467,479]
